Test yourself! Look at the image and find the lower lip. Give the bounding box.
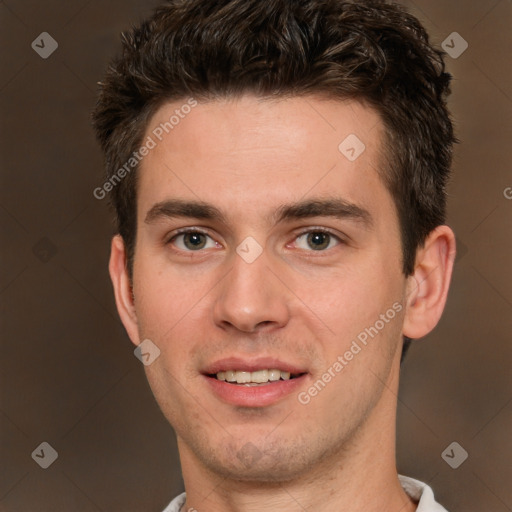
[203,374,308,407]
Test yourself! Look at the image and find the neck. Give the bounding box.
[178,361,416,512]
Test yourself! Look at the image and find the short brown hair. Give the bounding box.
[92,0,456,280]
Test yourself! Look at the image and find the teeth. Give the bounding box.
[215,368,296,384]
[251,370,269,383]
[268,369,281,381]
[236,371,251,384]
[225,370,237,382]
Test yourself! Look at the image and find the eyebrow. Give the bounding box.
[273,198,372,228]
[145,199,228,224]
[144,197,373,228]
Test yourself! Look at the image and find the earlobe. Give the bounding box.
[109,235,140,346]
[402,225,456,340]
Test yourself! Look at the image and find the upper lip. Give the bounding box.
[202,357,308,375]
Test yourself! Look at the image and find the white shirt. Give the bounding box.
[162,475,449,511]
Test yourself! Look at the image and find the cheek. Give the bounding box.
[132,259,216,380]
[133,255,205,332]
[300,261,401,339]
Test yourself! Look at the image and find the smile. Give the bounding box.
[213,369,305,386]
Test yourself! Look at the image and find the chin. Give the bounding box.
[191,433,331,485]
[207,456,309,484]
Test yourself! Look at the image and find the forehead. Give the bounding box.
[137,95,390,226]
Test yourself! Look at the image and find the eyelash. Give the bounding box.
[166,227,345,253]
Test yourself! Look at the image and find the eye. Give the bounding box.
[294,229,342,251]
[168,229,218,251]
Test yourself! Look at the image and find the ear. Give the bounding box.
[109,235,139,346]
[403,225,456,339]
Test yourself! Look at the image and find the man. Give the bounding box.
[92,0,457,510]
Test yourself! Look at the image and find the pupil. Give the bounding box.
[308,232,329,250]
[185,233,206,250]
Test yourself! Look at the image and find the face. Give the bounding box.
[127,95,408,481]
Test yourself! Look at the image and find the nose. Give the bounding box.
[212,247,291,334]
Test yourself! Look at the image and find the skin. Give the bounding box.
[109,95,456,512]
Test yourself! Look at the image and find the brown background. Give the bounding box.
[1,0,511,510]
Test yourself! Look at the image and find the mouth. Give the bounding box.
[201,357,309,407]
